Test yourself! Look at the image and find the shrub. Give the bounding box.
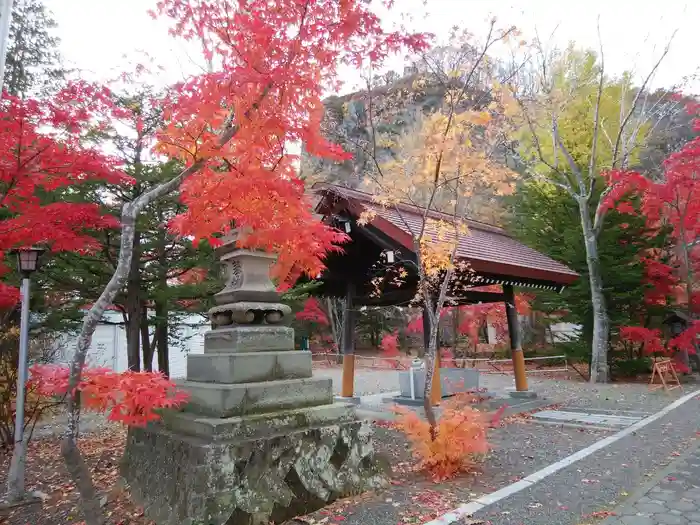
[0,328,63,448]
[393,394,490,481]
[29,364,190,426]
[380,331,402,369]
[611,357,653,378]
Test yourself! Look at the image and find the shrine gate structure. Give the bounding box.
[311,183,579,400]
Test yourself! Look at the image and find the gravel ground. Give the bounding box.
[18,368,696,525]
[470,395,700,525]
[289,416,613,525]
[527,376,689,413]
[26,411,116,440]
[313,366,688,414]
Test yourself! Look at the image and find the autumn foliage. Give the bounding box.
[393,396,490,482]
[405,288,532,350]
[295,297,329,325]
[151,0,429,289]
[0,86,130,307]
[379,330,402,368]
[28,364,189,426]
[605,101,700,367]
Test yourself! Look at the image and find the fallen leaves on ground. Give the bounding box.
[581,510,617,519]
[499,404,562,426]
[0,427,154,525]
[396,489,464,524]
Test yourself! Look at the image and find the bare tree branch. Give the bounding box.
[587,17,606,197]
[611,30,677,168]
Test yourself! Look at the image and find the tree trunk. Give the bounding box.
[140,303,153,372]
[421,303,440,435]
[153,218,170,377]
[578,199,610,383]
[677,227,697,372]
[325,297,343,355]
[155,297,169,377]
[125,230,141,371]
[62,213,139,525]
[61,437,104,525]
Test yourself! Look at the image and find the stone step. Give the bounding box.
[187,351,312,384]
[179,377,333,418]
[204,326,294,353]
[162,402,358,441]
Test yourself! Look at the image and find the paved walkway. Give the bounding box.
[603,441,700,525]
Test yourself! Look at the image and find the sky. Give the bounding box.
[48,0,700,95]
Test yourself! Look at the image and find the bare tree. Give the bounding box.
[511,24,679,382]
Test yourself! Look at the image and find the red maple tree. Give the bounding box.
[154,0,429,287]
[295,297,330,325]
[0,86,130,307]
[379,330,402,368]
[405,287,532,349]
[607,100,700,368]
[23,2,429,522]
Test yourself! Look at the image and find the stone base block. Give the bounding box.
[398,367,480,400]
[162,402,358,441]
[387,395,425,407]
[121,416,389,525]
[334,396,361,405]
[204,326,294,353]
[187,351,312,384]
[508,389,538,399]
[179,377,333,418]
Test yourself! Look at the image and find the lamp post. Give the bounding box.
[6,246,45,502]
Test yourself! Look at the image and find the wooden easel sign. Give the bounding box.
[649,359,683,394]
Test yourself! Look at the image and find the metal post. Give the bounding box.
[6,276,31,501]
[0,0,15,91]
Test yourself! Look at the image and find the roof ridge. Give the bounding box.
[312,182,509,236]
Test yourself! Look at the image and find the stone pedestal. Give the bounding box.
[398,367,480,400]
[121,232,387,525]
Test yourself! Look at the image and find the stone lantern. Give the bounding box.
[121,230,387,525]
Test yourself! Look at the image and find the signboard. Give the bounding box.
[649,359,683,394]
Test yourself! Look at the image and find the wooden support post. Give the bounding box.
[504,284,528,392]
[340,283,356,398]
[423,307,441,404]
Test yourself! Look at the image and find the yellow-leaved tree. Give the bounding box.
[349,22,522,430]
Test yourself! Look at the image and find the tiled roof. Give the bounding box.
[313,183,578,286]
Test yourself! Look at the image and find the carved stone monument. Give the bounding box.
[121,231,388,525]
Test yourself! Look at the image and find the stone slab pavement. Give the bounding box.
[602,439,700,525]
[469,392,700,525]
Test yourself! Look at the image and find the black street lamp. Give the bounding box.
[6,246,45,502]
[16,247,45,275]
